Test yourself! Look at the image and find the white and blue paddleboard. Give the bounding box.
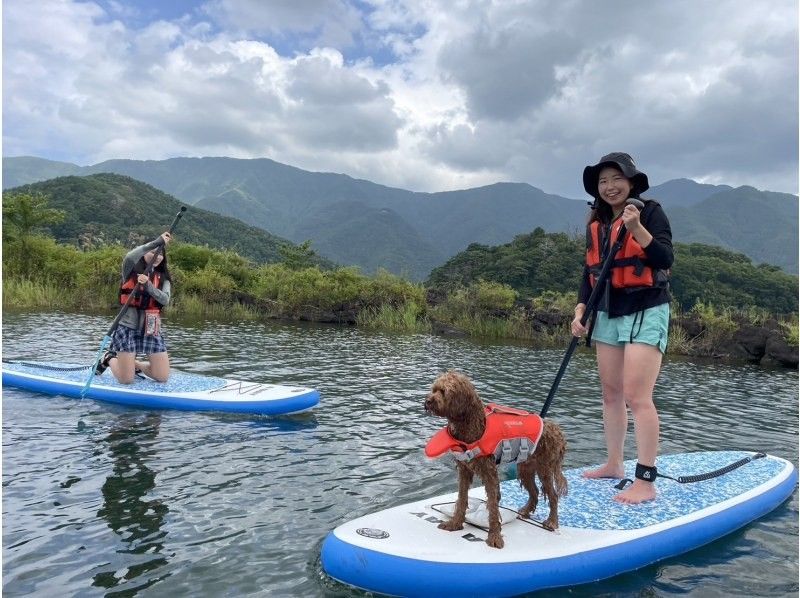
[2,360,320,415]
[321,451,797,597]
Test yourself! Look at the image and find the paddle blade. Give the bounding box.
[81,336,112,397]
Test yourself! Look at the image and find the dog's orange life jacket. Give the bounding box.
[586,219,657,290]
[425,403,544,465]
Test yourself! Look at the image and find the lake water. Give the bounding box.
[2,312,798,597]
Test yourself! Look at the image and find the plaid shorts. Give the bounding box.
[111,324,168,355]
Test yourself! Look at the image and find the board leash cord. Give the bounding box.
[4,359,148,379]
[615,452,767,489]
[2,358,90,373]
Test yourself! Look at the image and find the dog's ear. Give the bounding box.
[444,372,482,419]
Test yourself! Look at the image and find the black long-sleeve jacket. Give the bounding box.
[577,199,673,318]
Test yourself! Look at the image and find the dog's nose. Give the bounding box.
[424,396,434,412]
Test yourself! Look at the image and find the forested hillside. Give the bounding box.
[666,187,798,273]
[3,188,796,367]
[4,155,797,277]
[4,174,332,267]
[427,228,798,314]
[292,201,446,278]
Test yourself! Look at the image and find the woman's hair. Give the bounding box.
[136,249,172,283]
[588,199,616,225]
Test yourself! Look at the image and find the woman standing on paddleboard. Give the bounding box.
[571,152,673,504]
[96,232,174,383]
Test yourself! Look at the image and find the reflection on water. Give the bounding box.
[93,414,168,593]
[2,311,798,597]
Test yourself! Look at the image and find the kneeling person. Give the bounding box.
[97,232,173,383]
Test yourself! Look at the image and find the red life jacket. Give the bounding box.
[425,403,544,465]
[119,271,163,310]
[586,218,659,290]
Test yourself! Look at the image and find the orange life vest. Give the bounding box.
[586,219,658,289]
[119,271,163,310]
[425,403,544,465]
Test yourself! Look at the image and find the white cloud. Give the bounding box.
[3,0,797,197]
[203,0,365,49]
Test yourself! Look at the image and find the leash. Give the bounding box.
[614,452,767,489]
[2,358,90,372]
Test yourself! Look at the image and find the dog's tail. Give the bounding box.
[555,468,568,497]
[543,420,569,497]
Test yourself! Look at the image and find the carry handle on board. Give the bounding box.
[539,198,644,419]
[81,207,187,397]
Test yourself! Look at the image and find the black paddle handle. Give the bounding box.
[539,198,643,418]
[142,206,186,275]
[104,207,187,337]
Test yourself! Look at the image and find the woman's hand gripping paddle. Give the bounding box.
[81,207,187,398]
[539,198,643,418]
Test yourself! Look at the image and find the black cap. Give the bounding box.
[583,152,649,198]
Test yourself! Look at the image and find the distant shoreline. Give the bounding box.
[4,301,797,369]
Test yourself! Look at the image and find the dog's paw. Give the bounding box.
[542,518,559,532]
[486,533,504,549]
[438,520,463,532]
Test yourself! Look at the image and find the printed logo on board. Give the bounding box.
[410,511,486,543]
[356,527,389,539]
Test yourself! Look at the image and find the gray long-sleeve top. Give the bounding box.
[119,237,172,331]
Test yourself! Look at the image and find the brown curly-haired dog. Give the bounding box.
[424,370,567,549]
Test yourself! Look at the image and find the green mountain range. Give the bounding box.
[3,173,331,267]
[665,186,797,271]
[4,155,797,277]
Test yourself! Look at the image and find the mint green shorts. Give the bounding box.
[591,303,670,353]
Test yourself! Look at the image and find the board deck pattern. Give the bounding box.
[501,451,784,530]
[4,361,227,392]
[2,360,320,415]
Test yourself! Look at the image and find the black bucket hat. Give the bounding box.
[582,152,649,199]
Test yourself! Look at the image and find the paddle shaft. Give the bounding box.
[104,207,186,338]
[539,198,644,419]
[81,207,187,399]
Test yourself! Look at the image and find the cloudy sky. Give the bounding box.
[3,0,798,198]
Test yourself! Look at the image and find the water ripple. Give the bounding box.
[2,312,797,597]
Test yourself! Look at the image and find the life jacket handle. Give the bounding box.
[485,403,530,417]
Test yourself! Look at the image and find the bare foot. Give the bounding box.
[582,463,625,479]
[613,480,656,504]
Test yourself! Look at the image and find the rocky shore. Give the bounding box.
[201,292,800,369]
[433,309,798,369]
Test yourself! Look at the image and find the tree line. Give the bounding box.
[427,228,797,315]
[3,191,797,322]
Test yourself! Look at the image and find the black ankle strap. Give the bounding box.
[613,463,659,489]
[635,462,657,482]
